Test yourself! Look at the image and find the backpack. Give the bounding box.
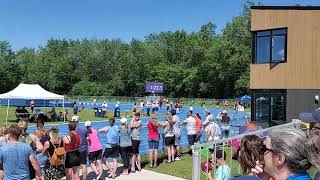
[49,141,65,166]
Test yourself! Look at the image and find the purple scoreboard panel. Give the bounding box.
[145,82,164,93]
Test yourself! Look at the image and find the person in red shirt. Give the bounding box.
[63,121,81,180]
[147,115,163,168]
[195,113,203,143]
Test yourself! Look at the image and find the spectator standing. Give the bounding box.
[163,115,175,163]
[85,121,103,180]
[99,118,119,179]
[119,118,132,175]
[42,126,65,179]
[217,110,231,138]
[204,120,221,142]
[102,101,108,117]
[172,109,182,160]
[30,99,35,112]
[73,102,79,115]
[195,113,202,143]
[72,116,88,180]
[147,115,161,167]
[63,121,81,180]
[146,101,151,116]
[183,111,196,155]
[130,112,142,172]
[0,124,42,180]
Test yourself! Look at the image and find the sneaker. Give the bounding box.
[175,157,182,161]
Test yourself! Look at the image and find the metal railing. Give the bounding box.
[191,120,305,180]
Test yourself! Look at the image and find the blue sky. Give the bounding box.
[1,0,320,51]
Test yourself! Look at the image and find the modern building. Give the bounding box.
[250,6,320,126]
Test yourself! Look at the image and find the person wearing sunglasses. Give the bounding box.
[250,127,314,180]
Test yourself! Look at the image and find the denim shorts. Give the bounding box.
[148,138,159,150]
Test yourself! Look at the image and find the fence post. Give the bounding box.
[192,145,201,180]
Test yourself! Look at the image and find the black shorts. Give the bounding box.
[188,134,197,146]
[79,151,88,164]
[0,162,3,170]
[65,151,81,168]
[89,149,102,161]
[103,146,119,159]
[131,140,140,154]
[165,136,175,146]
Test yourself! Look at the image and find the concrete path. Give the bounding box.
[80,164,187,180]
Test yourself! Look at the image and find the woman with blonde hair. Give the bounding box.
[147,114,162,167]
[42,126,65,179]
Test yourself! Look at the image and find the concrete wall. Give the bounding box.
[287,89,320,120]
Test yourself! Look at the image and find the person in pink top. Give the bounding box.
[85,121,103,180]
[147,114,162,168]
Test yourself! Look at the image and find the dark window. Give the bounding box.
[251,89,287,127]
[253,28,287,64]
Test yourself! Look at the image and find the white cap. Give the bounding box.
[85,121,91,127]
[222,110,228,114]
[71,115,79,122]
[120,117,127,124]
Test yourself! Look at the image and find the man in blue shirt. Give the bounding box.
[0,124,42,180]
[71,115,88,180]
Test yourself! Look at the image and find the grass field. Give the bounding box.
[144,147,318,180]
[0,106,135,125]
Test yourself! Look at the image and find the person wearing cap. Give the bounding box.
[85,121,103,180]
[119,117,132,175]
[205,118,221,142]
[99,118,119,179]
[299,108,320,136]
[130,112,142,172]
[300,109,320,180]
[71,115,89,180]
[216,110,231,138]
[205,149,230,180]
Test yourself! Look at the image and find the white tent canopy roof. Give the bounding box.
[0,83,64,100]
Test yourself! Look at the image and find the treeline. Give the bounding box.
[0,4,253,98]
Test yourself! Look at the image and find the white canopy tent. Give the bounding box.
[0,83,65,124]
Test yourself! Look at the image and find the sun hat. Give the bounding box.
[299,108,320,123]
[71,115,79,122]
[120,118,127,124]
[84,121,91,127]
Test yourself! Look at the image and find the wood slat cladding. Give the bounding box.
[250,9,320,89]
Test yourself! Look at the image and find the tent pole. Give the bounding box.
[63,98,65,122]
[5,99,9,125]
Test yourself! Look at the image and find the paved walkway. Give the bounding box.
[80,164,187,180]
